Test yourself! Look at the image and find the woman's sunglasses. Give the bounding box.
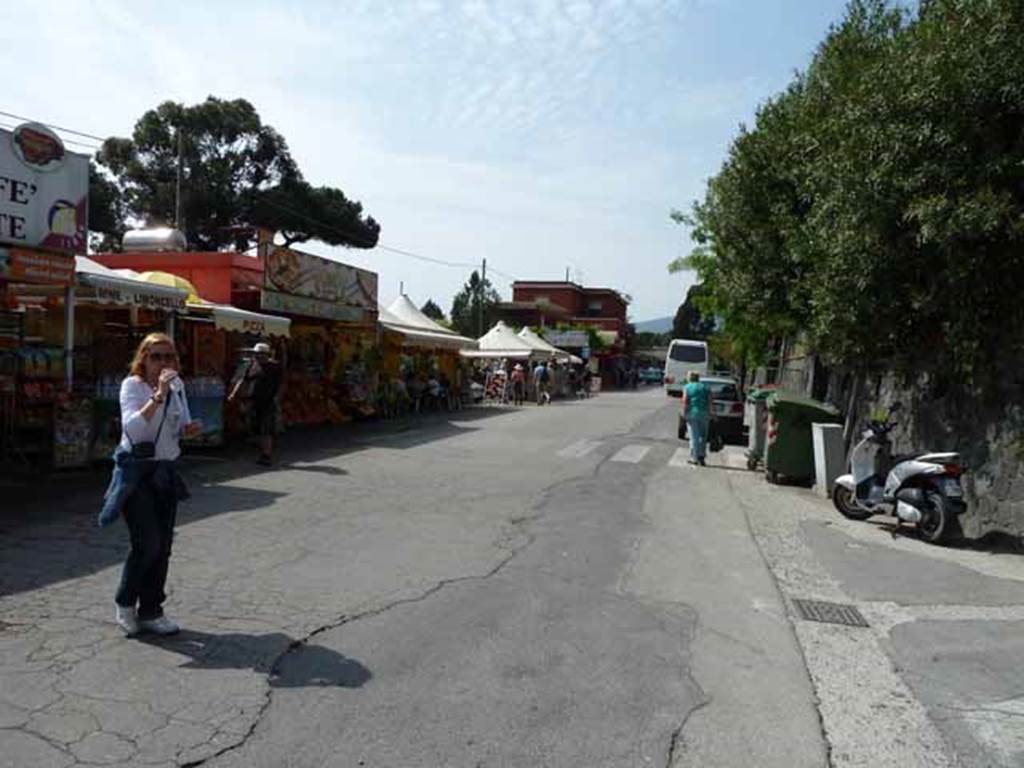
[148,352,177,362]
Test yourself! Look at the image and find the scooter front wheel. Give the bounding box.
[918,490,960,544]
[832,484,872,520]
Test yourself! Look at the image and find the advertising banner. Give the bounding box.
[0,123,89,253]
[545,330,588,348]
[262,246,377,322]
[0,246,74,285]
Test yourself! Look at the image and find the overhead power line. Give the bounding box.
[1,105,520,281]
[0,109,107,144]
[0,120,101,153]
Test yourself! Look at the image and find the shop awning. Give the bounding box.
[378,304,477,350]
[75,257,188,312]
[387,325,477,350]
[187,301,291,338]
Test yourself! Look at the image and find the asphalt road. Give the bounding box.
[6,388,1022,767]
[189,390,824,768]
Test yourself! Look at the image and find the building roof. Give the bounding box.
[511,280,630,304]
[496,299,572,315]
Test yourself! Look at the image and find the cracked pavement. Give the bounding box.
[0,389,909,767]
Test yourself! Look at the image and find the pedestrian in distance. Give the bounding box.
[511,363,526,406]
[533,360,551,405]
[681,371,711,466]
[101,333,203,637]
[228,342,282,466]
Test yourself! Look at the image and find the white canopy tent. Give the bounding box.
[378,295,477,350]
[461,321,539,360]
[386,295,451,334]
[517,327,584,363]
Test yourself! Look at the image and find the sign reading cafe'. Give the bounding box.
[0,123,89,253]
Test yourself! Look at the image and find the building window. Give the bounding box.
[588,300,603,312]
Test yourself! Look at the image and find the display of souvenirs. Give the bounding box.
[282,372,328,426]
[192,324,226,377]
[53,396,93,468]
[19,347,64,379]
[90,376,123,461]
[183,377,225,446]
[0,310,22,348]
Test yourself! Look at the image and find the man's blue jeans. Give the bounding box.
[687,414,710,462]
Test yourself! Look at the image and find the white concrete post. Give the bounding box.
[812,423,845,497]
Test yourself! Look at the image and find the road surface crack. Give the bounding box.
[181,532,536,767]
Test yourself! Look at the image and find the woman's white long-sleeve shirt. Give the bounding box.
[118,375,192,461]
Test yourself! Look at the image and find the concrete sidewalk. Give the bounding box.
[720,454,1024,768]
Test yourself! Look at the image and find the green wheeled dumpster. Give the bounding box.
[744,386,777,470]
[764,393,841,484]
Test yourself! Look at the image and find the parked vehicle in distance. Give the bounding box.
[639,366,664,385]
[663,339,709,397]
[676,375,744,443]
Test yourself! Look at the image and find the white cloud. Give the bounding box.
[1,0,788,320]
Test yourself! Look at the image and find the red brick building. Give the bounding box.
[497,281,630,337]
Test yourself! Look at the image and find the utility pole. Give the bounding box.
[478,258,487,337]
[175,128,185,233]
[565,267,570,282]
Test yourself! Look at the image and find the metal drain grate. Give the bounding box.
[792,598,869,628]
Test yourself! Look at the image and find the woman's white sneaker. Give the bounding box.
[138,616,180,636]
[115,604,139,636]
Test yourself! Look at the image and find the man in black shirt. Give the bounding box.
[229,342,282,466]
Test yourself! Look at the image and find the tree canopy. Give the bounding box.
[450,271,502,338]
[91,97,380,252]
[671,284,716,341]
[420,299,446,322]
[673,0,1024,381]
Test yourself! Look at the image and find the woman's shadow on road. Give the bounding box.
[142,629,372,688]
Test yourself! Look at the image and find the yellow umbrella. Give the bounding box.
[137,271,202,303]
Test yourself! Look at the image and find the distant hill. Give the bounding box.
[634,316,673,333]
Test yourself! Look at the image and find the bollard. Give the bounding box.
[812,423,845,497]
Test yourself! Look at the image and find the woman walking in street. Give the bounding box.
[101,333,202,637]
[511,363,526,406]
[681,371,711,466]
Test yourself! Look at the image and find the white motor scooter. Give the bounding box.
[832,403,966,544]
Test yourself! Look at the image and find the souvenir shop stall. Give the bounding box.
[460,321,540,403]
[376,295,477,412]
[69,258,189,466]
[0,122,91,470]
[175,291,292,445]
[0,248,78,469]
[259,246,381,426]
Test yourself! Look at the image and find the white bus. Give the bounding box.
[663,339,709,396]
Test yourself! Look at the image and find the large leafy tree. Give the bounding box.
[95,97,380,251]
[672,0,1024,383]
[88,162,126,251]
[450,271,502,338]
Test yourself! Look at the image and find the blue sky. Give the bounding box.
[3,0,851,321]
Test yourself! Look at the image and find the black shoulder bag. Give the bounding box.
[127,399,168,460]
